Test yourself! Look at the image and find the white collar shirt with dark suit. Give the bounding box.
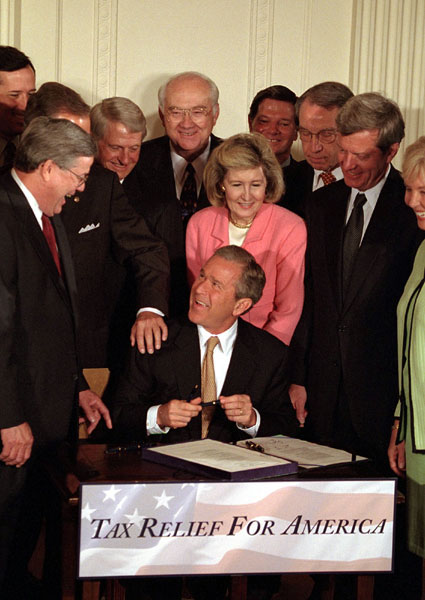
[123,134,222,317]
[112,317,297,445]
[290,166,422,460]
[60,163,170,368]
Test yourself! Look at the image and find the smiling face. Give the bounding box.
[249,98,297,164]
[38,155,93,216]
[189,255,249,334]
[0,66,36,137]
[223,166,267,226]
[298,100,340,171]
[160,76,219,161]
[338,129,398,191]
[97,121,142,179]
[404,173,425,230]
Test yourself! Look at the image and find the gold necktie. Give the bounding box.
[201,336,219,438]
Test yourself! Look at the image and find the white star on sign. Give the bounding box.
[81,502,97,521]
[153,489,174,509]
[124,508,146,528]
[102,485,122,502]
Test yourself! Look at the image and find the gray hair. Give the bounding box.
[90,97,147,141]
[296,81,353,117]
[212,245,265,309]
[15,116,96,172]
[158,71,219,116]
[336,92,405,151]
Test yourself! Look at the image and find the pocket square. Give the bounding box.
[78,223,100,234]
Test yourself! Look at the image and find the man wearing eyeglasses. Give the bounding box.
[0,117,114,595]
[283,81,353,216]
[130,72,222,317]
[289,93,420,471]
[25,83,170,371]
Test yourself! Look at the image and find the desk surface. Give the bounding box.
[56,441,383,501]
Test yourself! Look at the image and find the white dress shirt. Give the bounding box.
[147,320,260,437]
[345,165,391,242]
[11,168,43,228]
[170,139,211,199]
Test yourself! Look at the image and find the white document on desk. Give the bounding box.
[236,436,367,468]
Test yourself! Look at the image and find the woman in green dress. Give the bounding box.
[388,136,425,558]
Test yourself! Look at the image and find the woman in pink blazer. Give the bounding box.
[186,133,306,345]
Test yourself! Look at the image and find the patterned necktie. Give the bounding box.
[201,336,219,439]
[180,163,197,224]
[41,214,62,275]
[320,171,337,186]
[342,193,367,297]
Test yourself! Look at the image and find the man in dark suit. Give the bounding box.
[113,245,296,600]
[0,117,111,594]
[113,244,296,443]
[0,46,36,168]
[128,72,222,317]
[283,81,353,217]
[26,83,170,368]
[289,93,420,466]
[248,85,301,215]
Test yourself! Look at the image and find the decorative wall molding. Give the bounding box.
[93,0,118,102]
[350,0,425,156]
[300,0,313,92]
[247,0,273,102]
[0,0,17,46]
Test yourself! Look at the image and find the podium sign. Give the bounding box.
[78,479,396,578]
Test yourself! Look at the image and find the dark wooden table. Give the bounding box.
[51,442,386,600]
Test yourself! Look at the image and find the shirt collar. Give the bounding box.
[197,319,238,355]
[349,164,391,206]
[313,165,343,188]
[11,168,43,228]
[170,138,211,185]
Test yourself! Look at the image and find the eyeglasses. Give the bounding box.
[299,128,337,144]
[165,107,212,123]
[63,167,90,185]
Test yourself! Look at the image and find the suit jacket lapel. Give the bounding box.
[208,320,258,439]
[342,168,399,313]
[3,174,74,311]
[173,321,202,438]
[322,184,349,312]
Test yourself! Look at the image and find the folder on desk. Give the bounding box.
[142,438,298,480]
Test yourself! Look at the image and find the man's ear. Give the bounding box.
[233,298,252,317]
[39,159,55,182]
[158,107,165,127]
[386,142,399,165]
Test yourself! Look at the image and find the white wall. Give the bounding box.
[1,0,423,167]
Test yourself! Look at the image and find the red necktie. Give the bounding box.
[320,171,337,186]
[41,214,62,275]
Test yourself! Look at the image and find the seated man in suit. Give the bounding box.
[289,93,420,467]
[113,245,297,600]
[113,244,296,443]
[0,45,36,167]
[130,71,222,317]
[25,83,170,371]
[284,81,353,216]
